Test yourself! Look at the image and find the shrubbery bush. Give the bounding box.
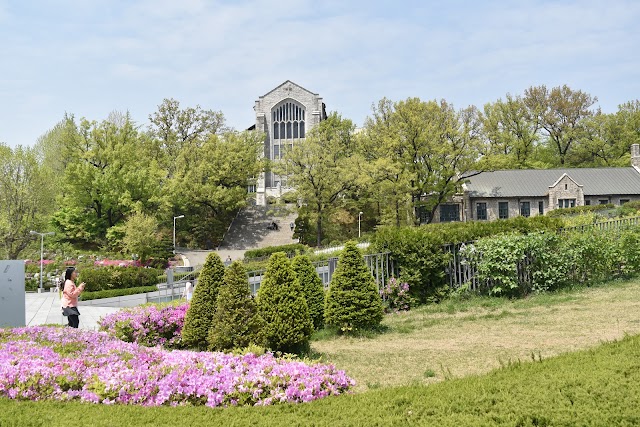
[81,285,158,301]
[181,253,225,349]
[547,203,614,217]
[292,255,326,330]
[464,226,640,296]
[257,253,312,354]
[207,261,266,351]
[325,241,383,333]
[78,267,162,292]
[244,244,308,260]
[371,216,564,303]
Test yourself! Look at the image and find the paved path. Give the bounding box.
[24,292,121,330]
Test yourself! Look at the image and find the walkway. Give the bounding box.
[24,291,121,330]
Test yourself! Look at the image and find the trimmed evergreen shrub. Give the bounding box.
[207,261,266,351]
[292,255,325,330]
[181,253,225,349]
[325,241,384,333]
[80,285,158,301]
[257,252,313,354]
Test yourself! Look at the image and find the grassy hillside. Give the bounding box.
[3,279,640,426]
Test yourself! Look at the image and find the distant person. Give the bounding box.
[224,256,232,267]
[290,222,294,232]
[183,281,194,302]
[61,267,85,328]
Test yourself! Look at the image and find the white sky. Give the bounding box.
[1,0,639,147]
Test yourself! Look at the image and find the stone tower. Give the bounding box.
[253,81,326,206]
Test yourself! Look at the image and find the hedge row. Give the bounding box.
[370,216,564,303]
[243,243,308,259]
[79,267,163,292]
[81,286,158,301]
[467,227,640,297]
[546,203,614,217]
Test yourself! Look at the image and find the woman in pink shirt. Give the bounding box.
[61,267,86,328]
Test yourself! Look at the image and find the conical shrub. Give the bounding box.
[181,252,225,349]
[292,254,325,330]
[325,241,384,333]
[257,252,313,354]
[207,261,266,351]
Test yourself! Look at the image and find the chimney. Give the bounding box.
[632,144,640,168]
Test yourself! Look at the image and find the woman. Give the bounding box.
[61,267,86,328]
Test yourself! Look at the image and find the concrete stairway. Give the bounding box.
[218,203,298,250]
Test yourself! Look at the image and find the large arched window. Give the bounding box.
[272,100,306,159]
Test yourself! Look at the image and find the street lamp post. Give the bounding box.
[358,212,363,238]
[173,215,184,254]
[30,231,55,292]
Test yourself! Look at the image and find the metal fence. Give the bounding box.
[247,252,395,295]
[446,216,640,291]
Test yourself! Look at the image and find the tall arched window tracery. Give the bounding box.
[271,101,305,160]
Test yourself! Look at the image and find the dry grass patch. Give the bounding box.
[312,279,640,391]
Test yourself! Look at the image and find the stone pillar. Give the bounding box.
[631,144,640,168]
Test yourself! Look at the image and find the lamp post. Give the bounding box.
[173,215,184,254]
[30,231,54,292]
[358,212,363,238]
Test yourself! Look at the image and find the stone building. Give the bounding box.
[427,144,640,223]
[251,80,326,206]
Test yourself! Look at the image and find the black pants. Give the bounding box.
[68,315,79,328]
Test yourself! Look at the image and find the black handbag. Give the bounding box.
[62,307,80,317]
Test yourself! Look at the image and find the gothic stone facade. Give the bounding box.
[253,80,325,206]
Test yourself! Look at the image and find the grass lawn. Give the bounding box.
[3,278,640,426]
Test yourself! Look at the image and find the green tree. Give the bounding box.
[52,113,165,244]
[181,252,225,349]
[0,144,54,259]
[479,94,541,169]
[147,98,227,177]
[257,252,312,354]
[281,112,360,245]
[207,261,266,351]
[119,211,161,263]
[360,98,484,224]
[167,130,264,247]
[523,85,597,165]
[359,98,413,227]
[325,241,383,333]
[291,254,325,330]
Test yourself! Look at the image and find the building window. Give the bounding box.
[439,204,460,222]
[476,203,487,220]
[273,144,280,159]
[520,201,530,217]
[599,199,609,205]
[272,101,306,149]
[498,202,509,219]
[417,206,431,224]
[538,201,544,215]
[565,184,568,190]
[585,200,591,206]
[559,199,576,208]
[620,199,630,205]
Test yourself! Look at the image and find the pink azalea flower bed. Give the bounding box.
[0,326,355,407]
[98,304,188,348]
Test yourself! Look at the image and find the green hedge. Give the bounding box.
[81,286,158,301]
[244,243,308,260]
[546,203,614,217]
[371,216,564,303]
[78,267,162,292]
[466,226,640,296]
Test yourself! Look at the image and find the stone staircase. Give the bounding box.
[218,203,298,250]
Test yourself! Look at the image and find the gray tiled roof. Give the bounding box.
[464,167,640,197]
